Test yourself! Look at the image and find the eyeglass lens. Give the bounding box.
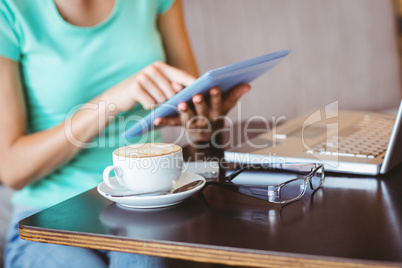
[279,165,324,202]
[280,179,306,201]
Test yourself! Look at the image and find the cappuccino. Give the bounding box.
[114,143,181,158]
[104,143,183,193]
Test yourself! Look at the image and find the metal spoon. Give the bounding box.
[172,179,204,194]
[106,180,204,198]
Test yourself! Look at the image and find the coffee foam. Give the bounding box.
[114,143,181,158]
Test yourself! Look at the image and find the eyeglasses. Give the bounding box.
[208,163,325,204]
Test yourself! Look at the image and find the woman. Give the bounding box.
[0,0,250,267]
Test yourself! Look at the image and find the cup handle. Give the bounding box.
[103,166,124,190]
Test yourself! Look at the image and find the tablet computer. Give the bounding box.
[121,49,291,138]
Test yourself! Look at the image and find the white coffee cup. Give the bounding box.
[103,143,183,194]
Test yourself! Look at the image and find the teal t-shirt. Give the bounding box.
[0,0,175,208]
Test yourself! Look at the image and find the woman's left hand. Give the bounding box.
[153,84,251,142]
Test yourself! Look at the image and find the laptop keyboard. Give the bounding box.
[306,115,394,158]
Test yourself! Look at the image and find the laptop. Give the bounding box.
[225,99,402,175]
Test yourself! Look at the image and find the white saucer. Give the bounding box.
[97,172,206,209]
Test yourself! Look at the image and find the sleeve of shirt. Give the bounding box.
[0,1,20,61]
[158,0,175,14]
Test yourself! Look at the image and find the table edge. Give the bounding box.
[19,225,400,268]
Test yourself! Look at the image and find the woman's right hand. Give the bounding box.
[107,61,197,113]
[0,58,194,190]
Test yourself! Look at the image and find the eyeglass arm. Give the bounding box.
[225,163,319,182]
[205,181,272,201]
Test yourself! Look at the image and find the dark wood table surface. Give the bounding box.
[16,120,402,268]
[19,156,402,268]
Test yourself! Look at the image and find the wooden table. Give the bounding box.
[19,157,402,268]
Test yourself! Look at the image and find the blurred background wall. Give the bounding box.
[162,0,402,143]
[395,0,402,61]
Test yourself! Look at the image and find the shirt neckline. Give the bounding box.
[49,0,120,31]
